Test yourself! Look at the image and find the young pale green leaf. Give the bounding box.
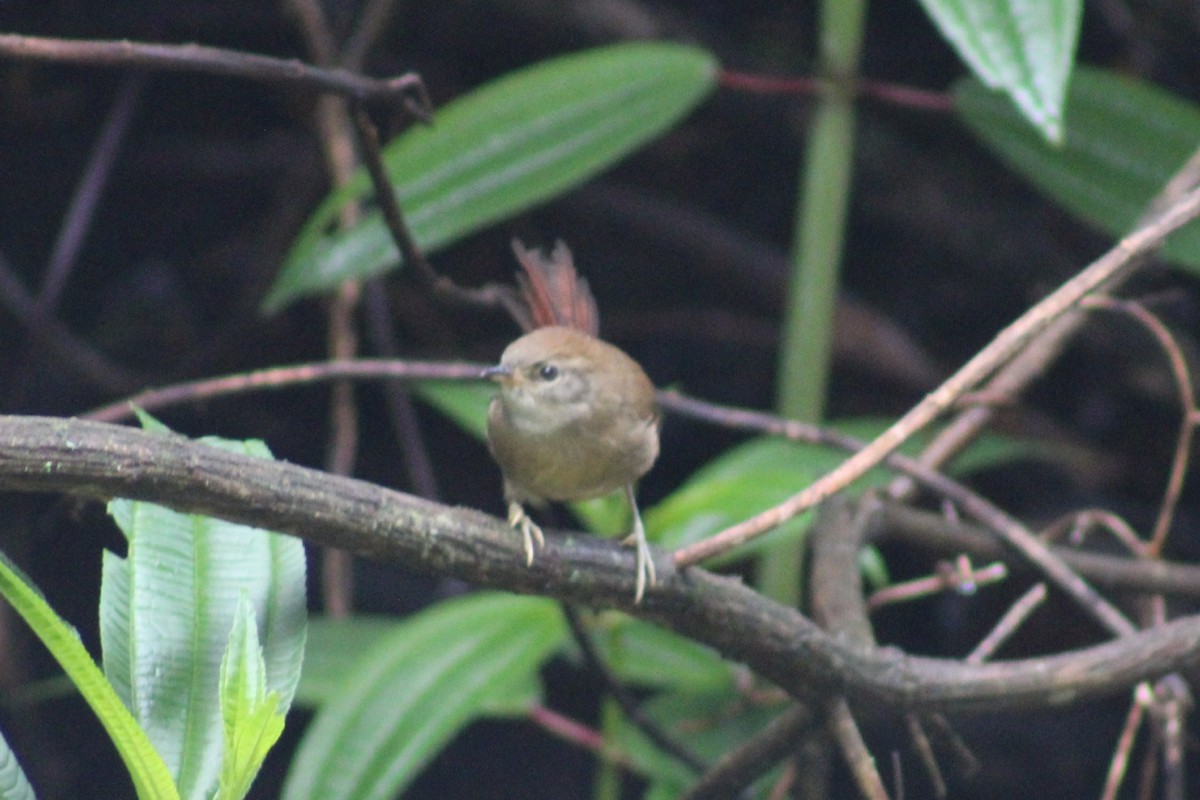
[215,598,286,800]
[918,0,1081,141]
[0,549,179,800]
[281,594,565,800]
[263,42,717,312]
[956,67,1200,272]
[215,696,283,800]
[101,432,306,800]
[0,723,36,800]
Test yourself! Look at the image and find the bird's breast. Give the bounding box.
[487,397,658,503]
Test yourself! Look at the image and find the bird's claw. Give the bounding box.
[621,516,656,604]
[508,502,545,566]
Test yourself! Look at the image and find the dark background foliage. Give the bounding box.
[2,1,1200,797]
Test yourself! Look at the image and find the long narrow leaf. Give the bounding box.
[281,594,565,800]
[955,66,1200,272]
[0,549,178,800]
[264,42,717,312]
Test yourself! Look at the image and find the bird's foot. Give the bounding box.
[620,515,656,604]
[508,502,545,566]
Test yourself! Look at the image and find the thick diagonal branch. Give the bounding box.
[3,415,1200,714]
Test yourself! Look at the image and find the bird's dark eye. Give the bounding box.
[536,363,559,381]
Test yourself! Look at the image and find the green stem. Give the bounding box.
[759,0,868,606]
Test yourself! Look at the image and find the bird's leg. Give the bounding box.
[620,485,656,603]
[507,501,545,566]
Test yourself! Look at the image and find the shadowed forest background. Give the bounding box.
[2,2,1200,798]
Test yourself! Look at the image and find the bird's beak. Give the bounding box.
[481,364,511,382]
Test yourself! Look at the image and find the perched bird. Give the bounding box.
[484,241,660,602]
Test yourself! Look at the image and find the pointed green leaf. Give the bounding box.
[101,432,306,800]
[0,549,178,800]
[919,0,1081,141]
[956,67,1200,272]
[281,594,565,800]
[215,696,284,800]
[215,598,286,800]
[264,42,717,312]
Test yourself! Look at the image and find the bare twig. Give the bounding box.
[903,714,945,798]
[560,606,708,774]
[81,359,484,422]
[662,391,1138,637]
[528,705,631,767]
[674,183,1200,568]
[808,499,890,800]
[1103,684,1153,800]
[829,698,890,800]
[1152,675,1191,800]
[879,503,1200,600]
[866,562,1007,612]
[346,105,530,325]
[362,287,442,499]
[1043,508,1148,558]
[285,0,369,618]
[1081,296,1198,556]
[38,72,145,313]
[681,705,817,800]
[0,33,430,115]
[718,70,952,113]
[341,0,405,71]
[0,251,145,393]
[965,583,1048,665]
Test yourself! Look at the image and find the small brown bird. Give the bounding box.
[484,242,660,602]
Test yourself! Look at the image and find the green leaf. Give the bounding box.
[411,379,493,442]
[292,616,402,708]
[101,433,306,800]
[955,67,1200,272]
[0,549,179,800]
[646,436,851,562]
[650,417,1083,565]
[264,42,717,312]
[586,614,733,693]
[0,725,36,800]
[215,598,286,800]
[568,492,632,538]
[610,689,786,793]
[281,594,566,800]
[919,0,1081,141]
[296,615,544,717]
[858,546,892,591]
